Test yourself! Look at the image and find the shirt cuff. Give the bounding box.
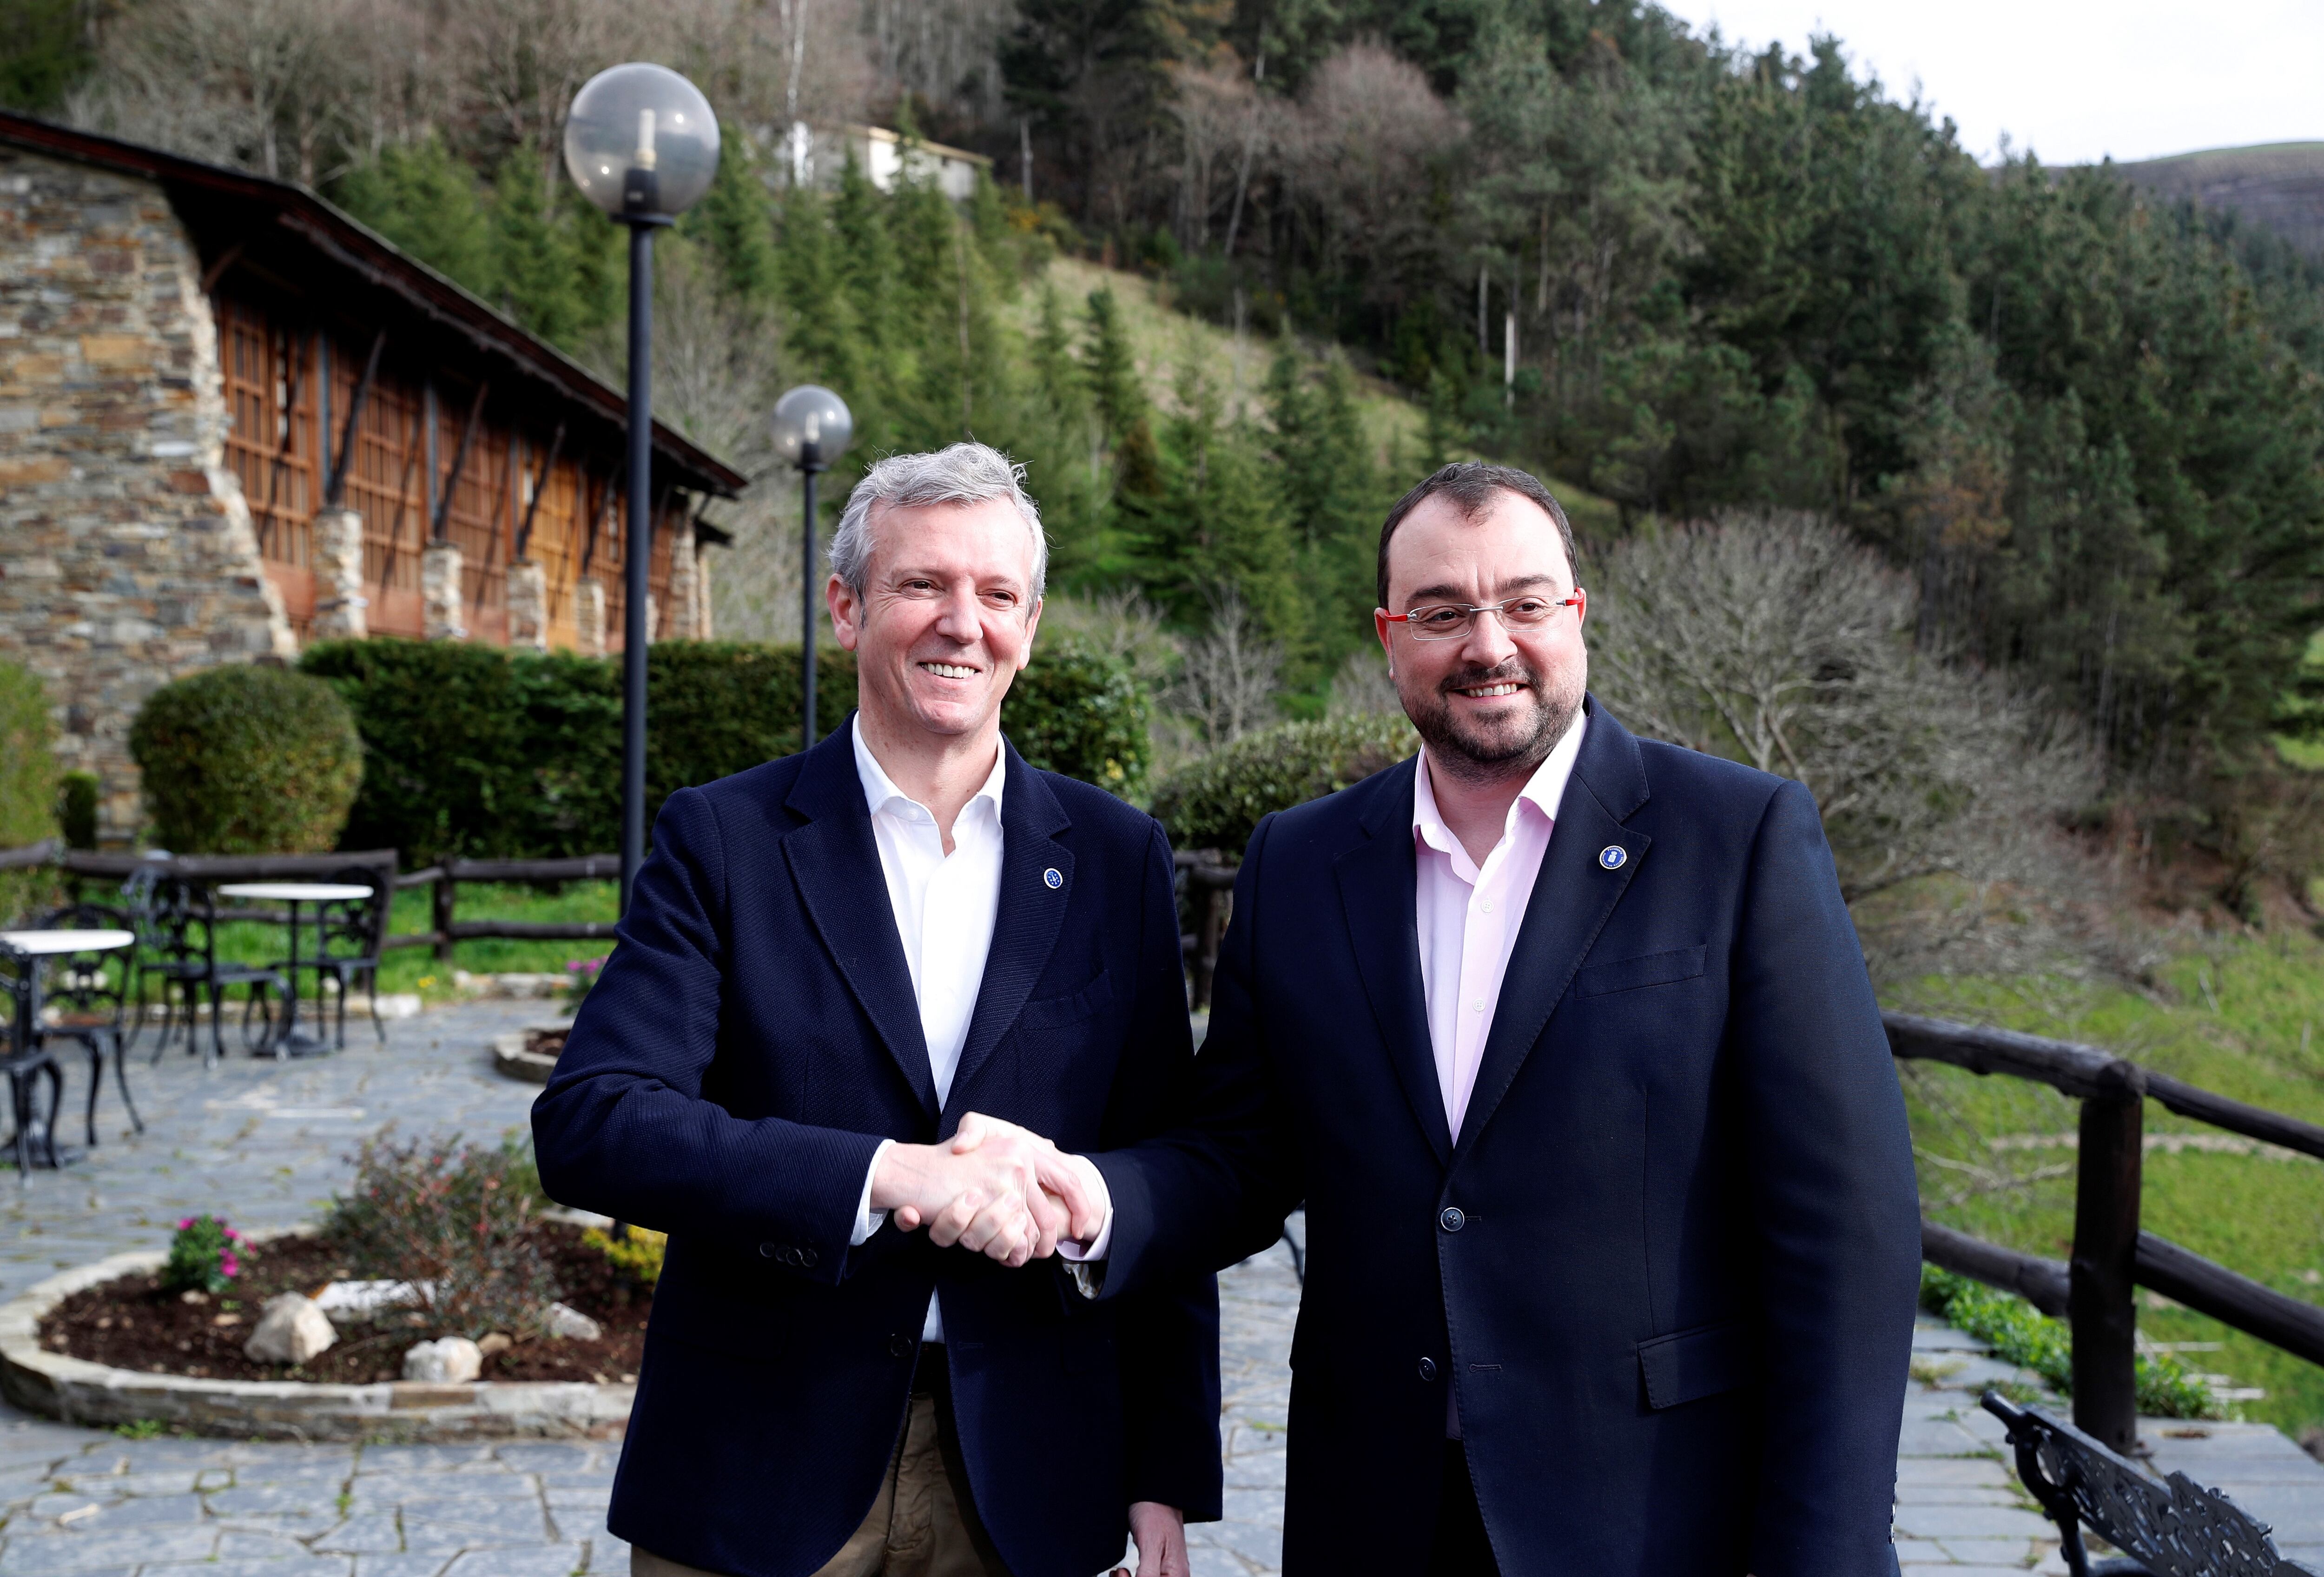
[1054,1152,1114,1262]
[852,1139,893,1247]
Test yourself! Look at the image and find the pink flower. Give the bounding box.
[219,1252,240,1279]
[176,1218,193,1230]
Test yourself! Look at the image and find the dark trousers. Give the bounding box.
[1426,1443,1498,1576]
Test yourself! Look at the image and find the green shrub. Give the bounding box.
[301,636,1151,863]
[0,659,58,850]
[56,771,98,850]
[0,660,61,924]
[128,665,363,854]
[1152,712,1419,856]
[1919,1264,2219,1419]
[1003,643,1150,798]
[163,1214,247,1296]
[326,1131,559,1340]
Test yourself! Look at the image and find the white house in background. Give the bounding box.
[782,122,993,200]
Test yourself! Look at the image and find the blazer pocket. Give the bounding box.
[1017,969,1113,1031]
[1574,945,1707,998]
[1637,1318,1753,1410]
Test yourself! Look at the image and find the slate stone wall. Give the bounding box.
[0,147,293,845]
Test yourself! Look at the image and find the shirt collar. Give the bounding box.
[1413,707,1589,860]
[852,714,1008,826]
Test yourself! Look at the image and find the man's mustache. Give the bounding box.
[1436,660,1535,696]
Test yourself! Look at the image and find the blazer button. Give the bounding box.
[889,1335,912,1358]
[758,1242,778,1259]
[1439,1206,1465,1232]
[1418,1357,1439,1382]
[797,1247,819,1268]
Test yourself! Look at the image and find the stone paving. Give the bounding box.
[0,1000,2317,1577]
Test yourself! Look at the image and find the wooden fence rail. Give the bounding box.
[2,842,621,959]
[1889,1010,2324,1449]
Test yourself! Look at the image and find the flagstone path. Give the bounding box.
[0,1001,2311,1577]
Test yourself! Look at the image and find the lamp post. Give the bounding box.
[770,385,853,751]
[564,63,719,916]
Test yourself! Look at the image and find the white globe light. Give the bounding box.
[771,385,855,468]
[562,63,720,220]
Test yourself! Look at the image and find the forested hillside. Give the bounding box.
[11,0,2324,871]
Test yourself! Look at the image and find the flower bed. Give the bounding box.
[492,1026,568,1084]
[39,1222,646,1385]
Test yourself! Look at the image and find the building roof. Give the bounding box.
[0,111,746,499]
[848,124,994,170]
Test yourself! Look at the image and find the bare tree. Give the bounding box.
[1587,513,2132,980]
[71,0,373,183]
[1165,58,1252,254]
[1327,644,1401,718]
[1281,44,1465,312]
[1171,589,1282,751]
[574,241,802,642]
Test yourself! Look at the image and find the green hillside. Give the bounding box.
[2110,142,2324,258]
[1012,256,1622,545]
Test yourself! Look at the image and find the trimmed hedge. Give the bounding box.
[301,637,1150,864]
[1153,712,1418,857]
[1002,644,1151,799]
[128,664,363,854]
[56,772,99,850]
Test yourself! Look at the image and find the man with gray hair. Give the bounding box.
[536,442,1217,1577]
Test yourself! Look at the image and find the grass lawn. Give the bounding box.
[1898,931,2324,1438]
[185,881,618,1008]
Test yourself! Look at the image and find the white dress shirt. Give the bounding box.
[844,719,1111,1342]
[1414,709,1587,1438]
[1412,709,1587,1142]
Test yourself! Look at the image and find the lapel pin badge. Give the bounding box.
[1598,845,1627,870]
[1043,868,1063,889]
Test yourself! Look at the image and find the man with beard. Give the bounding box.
[994,464,1919,1574]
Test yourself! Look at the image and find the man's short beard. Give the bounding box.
[1401,655,1585,787]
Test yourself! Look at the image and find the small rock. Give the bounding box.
[244,1294,336,1365]
[178,1290,207,1305]
[403,1337,482,1383]
[477,1332,514,1357]
[544,1303,602,1341]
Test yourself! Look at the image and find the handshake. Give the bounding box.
[868,1113,1106,1268]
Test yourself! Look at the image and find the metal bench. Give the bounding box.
[1981,1390,2311,1576]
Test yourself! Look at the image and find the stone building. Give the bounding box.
[0,112,746,845]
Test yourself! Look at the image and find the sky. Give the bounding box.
[1658,0,2324,166]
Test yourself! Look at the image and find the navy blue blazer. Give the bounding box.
[1091,698,1920,1577]
[531,722,1221,1577]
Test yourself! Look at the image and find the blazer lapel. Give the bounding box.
[942,747,1074,1128]
[1335,759,1454,1168]
[1453,700,1651,1163]
[783,727,938,1120]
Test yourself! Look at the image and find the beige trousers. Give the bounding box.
[631,1385,1011,1577]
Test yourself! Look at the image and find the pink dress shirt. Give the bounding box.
[1412,711,1589,1143]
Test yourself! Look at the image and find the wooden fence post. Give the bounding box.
[2070,1059,2146,1453]
[433,868,456,967]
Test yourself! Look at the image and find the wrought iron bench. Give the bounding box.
[1981,1390,2314,1576]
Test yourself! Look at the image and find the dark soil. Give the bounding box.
[39,1222,649,1385]
[524,1028,567,1060]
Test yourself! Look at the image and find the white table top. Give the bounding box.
[217,882,375,902]
[0,929,134,956]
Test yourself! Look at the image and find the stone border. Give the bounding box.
[0,1237,633,1441]
[491,1026,568,1085]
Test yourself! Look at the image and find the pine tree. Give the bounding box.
[775,186,857,393]
[688,139,779,307]
[489,151,582,345]
[336,137,495,301]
